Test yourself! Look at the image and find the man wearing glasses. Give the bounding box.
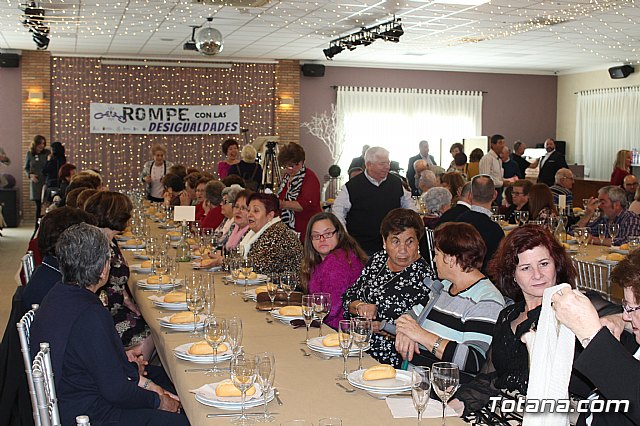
[623,175,638,204]
[505,180,532,225]
[333,146,415,256]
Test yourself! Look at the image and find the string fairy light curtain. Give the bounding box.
[575,86,640,181]
[336,86,482,174]
[51,57,276,191]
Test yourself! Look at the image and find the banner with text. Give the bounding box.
[90,103,240,134]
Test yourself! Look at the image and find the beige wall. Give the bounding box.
[557,67,640,163]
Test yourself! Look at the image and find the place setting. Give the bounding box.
[148,290,188,310]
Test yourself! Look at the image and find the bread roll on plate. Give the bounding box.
[169,312,195,324]
[279,306,303,316]
[215,379,256,397]
[322,333,340,347]
[199,258,217,268]
[148,275,171,284]
[607,253,625,261]
[254,285,268,294]
[188,341,228,355]
[167,230,181,237]
[363,364,396,381]
[140,260,153,269]
[620,243,630,250]
[163,291,186,303]
[238,271,258,280]
[121,231,134,238]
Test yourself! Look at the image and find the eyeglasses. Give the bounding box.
[233,204,249,211]
[310,230,337,241]
[512,191,524,196]
[623,300,640,314]
[222,199,232,205]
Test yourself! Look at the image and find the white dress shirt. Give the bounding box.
[478,149,504,188]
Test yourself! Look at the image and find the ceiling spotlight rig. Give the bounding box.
[323,17,403,60]
[20,1,50,50]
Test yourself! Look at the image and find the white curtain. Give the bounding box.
[576,86,640,180]
[336,86,482,174]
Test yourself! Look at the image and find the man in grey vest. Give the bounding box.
[333,147,416,255]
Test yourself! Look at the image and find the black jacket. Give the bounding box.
[537,151,568,187]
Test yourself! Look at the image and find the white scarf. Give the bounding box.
[238,217,281,258]
[523,283,575,426]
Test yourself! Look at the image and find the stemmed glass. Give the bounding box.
[431,362,460,426]
[610,223,620,245]
[351,317,372,371]
[513,210,521,226]
[204,316,227,376]
[266,273,279,311]
[490,206,498,216]
[168,258,179,290]
[241,258,254,294]
[203,274,216,316]
[154,253,170,294]
[597,223,607,252]
[574,227,588,257]
[280,273,295,306]
[227,316,244,360]
[230,258,242,296]
[519,210,529,225]
[231,356,257,425]
[186,276,205,336]
[255,352,276,423]
[312,293,331,337]
[411,366,431,425]
[337,320,353,380]
[301,295,315,343]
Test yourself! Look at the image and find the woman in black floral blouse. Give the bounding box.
[84,191,154,359]
[343,208,435,367]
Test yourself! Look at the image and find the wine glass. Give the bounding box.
[266,273,279,311]
[431,362,460,426]
[231,356,257,425]
[312,293,331,337]
[203,274,216,316]
[186,277,205,336]
[255,352,276,423]
[280,273,295,306]
[301,295,315,343]
[519,210,529,225]
[411,366,431,425]
[153,253,170,293]
[513,210,520,226]
[204,316,227,376]
[337,320,353,380]
[610,223,620,244]
[351,317,372,371]
[168,258,180,290]
[490,205,498,216]
[597,223,607,252]
[230,258,242,296]
[241,258,253,294]
[228,316,243,360]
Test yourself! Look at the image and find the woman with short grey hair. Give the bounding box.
[422,187,452,229]
[201,180,225,229]
[214,184,244,246]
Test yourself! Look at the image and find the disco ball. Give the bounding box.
[195,27,223,55]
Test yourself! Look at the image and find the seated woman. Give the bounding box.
[84,191,154,359]
[554,251,640,426]
[179,171,202,207]
[194,175,213,221]
[22,207,96,309]
[528,183,558,223]
[200,180,225,230]
[56,163,76,206]
[301,212,368,330]
[214,184,244,247]
[421,187,452,229]
[451,224,622,422]
[395,223,505,379]
[29,223,186,426]
[161,173,183,206]
[206,189,253,267]
[240,192,303,274]
[440,171,466,203]
[342,208,435,367]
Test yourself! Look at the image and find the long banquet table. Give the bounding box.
[125,223,468,425]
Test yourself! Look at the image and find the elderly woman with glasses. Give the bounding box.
[343,208,435,367]
[276,142,321,242]
[301,212,368,329]
[552,250,640,426]
[239,192,303,274]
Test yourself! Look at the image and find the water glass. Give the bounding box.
[301,295,315,343]
[204,316,227,376]
[231,356,257,425]
[351,317,372,371]
[267,273,279,311]
[228,316,244,360]
[610,223,620,243]
[312,293,331,337]
[280,273,295,305]
[431,362,460,426]
[337,320,352,380]
[186,277,205,336]
[411,366,431,425]
[255,352,276,423]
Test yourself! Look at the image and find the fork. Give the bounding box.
[335,382,356,393]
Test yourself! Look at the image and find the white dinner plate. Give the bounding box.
[596,256,620,265]
[191,262,222,272]
[148,294,187,310]
[138,278,182,291]
[306,336,369,356]
[174,342,233,363]
[194,382,273,410]
[226,274,268,285]
[270,309,305,322]
[347,369,412,392]
[502,224,517,231]
[609,247,630,255]
[130,263,152,274]
[133,251,150,260]
[159,314,205,330]
[120,241,146,250]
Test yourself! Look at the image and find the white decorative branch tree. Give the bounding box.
[301,103,345,164]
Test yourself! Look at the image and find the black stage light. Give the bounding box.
[323,44,344,60]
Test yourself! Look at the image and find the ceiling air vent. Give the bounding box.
[191,0,271,8]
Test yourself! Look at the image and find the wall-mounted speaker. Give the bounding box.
[608,65,634,79]
[0,53,20,68]
[301,64,325,77]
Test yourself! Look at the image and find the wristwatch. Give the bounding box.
[432,337,443,355]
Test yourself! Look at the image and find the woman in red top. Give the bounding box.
[200,180,226,230]
[194,175,212,222]
[611,149,632,186]
[276,143,321,242]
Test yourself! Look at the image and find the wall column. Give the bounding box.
[274,60,300,145]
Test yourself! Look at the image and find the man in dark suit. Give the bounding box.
[407,140,437,196]
[454,175,504,273]
[537,138,568,187]
[437,181,471,225]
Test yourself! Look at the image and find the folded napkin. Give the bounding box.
[190,382,263,402]
[385,397,458,419]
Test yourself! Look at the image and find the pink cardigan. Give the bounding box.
[307,249,365,330]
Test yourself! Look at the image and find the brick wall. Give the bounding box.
[21,51,51,222]
[275,60,300,145]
